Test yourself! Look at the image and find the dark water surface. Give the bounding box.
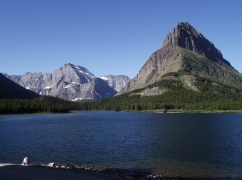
[1,111,242,178]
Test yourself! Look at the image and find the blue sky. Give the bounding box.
[1,0,242,79]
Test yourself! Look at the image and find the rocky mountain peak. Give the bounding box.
[4,63,131,101]
[100,75,130,92]
[117,22,241,95]
[162,22,231,66]
[65,63,95,77]
[52,63,96,85]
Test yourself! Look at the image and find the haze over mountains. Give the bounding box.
[4,63,130,101]
[117,22,242,95]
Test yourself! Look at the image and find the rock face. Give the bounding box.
[0,73,40,99]
[140,87,167,96]
[162,22,231,66]
[117,22,242,95]
[4,63,117,101]
[100,75,130,92]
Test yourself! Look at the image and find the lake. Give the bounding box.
[1,111,242,178]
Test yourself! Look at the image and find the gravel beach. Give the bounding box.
[0,164,117,180]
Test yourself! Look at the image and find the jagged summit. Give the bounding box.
[117,22,242,95]
[59,63,96,83]
[162,22,230,66]
[65,63,95,77]
[4,63,130,101]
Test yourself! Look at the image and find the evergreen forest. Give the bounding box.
[1,72,242,114]
[0,96,79,114]
[78,72,242,112]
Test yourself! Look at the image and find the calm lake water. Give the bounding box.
[1,111,242,178]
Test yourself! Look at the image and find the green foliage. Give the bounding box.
[161,70,191,78]
[0,96,80,114]
[181,49,242,88]
[78,72,242,111]
[3,71,241,114]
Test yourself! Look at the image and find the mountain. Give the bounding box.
[117,22,242,95]
[0,73,40,99]
[4,63,118,101]
[100,75,130,92]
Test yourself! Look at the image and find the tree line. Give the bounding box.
[0,96,80,114]
[1,72,242,114]
[78,73,242,111]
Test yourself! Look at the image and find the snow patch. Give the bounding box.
[64,85,72,88]
[100,76,108,80]
[64,82,80,88]
[72,97,83,101]
[72,97,94,101]
[44,86,51,89]
[75,66,80,69]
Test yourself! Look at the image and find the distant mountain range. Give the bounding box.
[0,73,40,99]
[3,63,130,101]
[100,75,131,92]
[3,22,242,107]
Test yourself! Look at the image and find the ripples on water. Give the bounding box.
[1,112,242,178]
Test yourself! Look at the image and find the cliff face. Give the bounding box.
[117,22,242,95]
[5,63,117,101]
[162,22,230,66]
[117,46,184,95]
[100,75,130,92]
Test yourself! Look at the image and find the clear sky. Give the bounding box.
[1,0,242,79]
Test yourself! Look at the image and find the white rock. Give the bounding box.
[48,162,55,167]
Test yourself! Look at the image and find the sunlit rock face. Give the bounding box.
[4,63,118,101]
[162,22,230,66]
[100,75,130,92]
[117,22,241,96]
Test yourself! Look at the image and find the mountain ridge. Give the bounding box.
[117,22,242,95]
[4,63,130,101]
[0,73,40,99]
[100,75,130,92]
[162,22,231,67]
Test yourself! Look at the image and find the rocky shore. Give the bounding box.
[39,163,220,180]
[41,162,153,179]
[1,163,238,180]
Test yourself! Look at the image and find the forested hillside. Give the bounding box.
[1,72,242,114]
[79,71,242,111]
[0,96,80,114]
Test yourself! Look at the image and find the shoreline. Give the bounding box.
[0,163,153,180]
[1,163,240,180]
[139,109,242,114]
[0,164,117,180]
[1,109,242,117]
